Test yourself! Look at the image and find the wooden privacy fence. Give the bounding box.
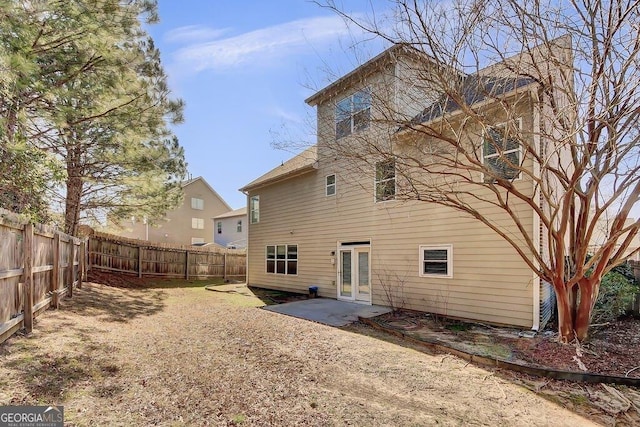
[88,232,246,280]
[0,209,85,344]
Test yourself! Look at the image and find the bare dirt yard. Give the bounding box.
[0,277,606,426]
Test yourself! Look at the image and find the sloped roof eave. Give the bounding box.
[240,162,318,193]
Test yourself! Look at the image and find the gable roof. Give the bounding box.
[240,146,318,193]
[183,176,232,211]
[305,44,432,107]
[214,207,247,220]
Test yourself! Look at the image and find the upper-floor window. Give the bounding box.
[217,221,222,234]
[375,160,395,202]
[237,220,243,232]
[192,218,204,229]
[250,195,260,224]
[483,121,521,182]
[336,89,371,139]
[191,197,204,210]
[326,174,336,196]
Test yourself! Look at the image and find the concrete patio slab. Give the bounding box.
[263,298,392,327]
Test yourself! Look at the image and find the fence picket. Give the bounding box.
[87,232,246,280]
[0,208,84,344]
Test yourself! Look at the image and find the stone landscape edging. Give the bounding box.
[358,316,640,387]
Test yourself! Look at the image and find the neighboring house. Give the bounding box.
[213,207,247,248]
[241,42,571,330]
[118,176,231,245]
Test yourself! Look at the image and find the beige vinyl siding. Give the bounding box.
[247,54,542,328]
[247,152,537,327]
[118,178,230,245]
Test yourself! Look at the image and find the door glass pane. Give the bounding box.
[341,251,352,297]
[358,251,369,294]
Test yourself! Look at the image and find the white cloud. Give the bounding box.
[165,25,230,43]
[267,106,303,124]
[172,15,353,72]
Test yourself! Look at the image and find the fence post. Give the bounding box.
[78,240,85,288]
[23,223,34,333]
[52,232,60,308]
[185,251,190,280]
[224,252,227,281]
[68,238,75,298]
[87,236,92,273]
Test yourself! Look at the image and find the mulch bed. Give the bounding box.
[522,318,640,378]
[376,310,640,379]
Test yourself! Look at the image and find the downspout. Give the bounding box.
[531,87,542,331]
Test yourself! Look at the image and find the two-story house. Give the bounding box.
[119,176,231,245]
[241,41,570,330]
[213,207,247,248]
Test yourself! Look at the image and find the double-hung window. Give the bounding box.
[191,197,204,210]
[483,122,521,181]
[375,160,396,202]
[266,244,297,275]
[336,89,371,139]
[191,218,204,229]
[419,245,453,278]
[326,174,336,196]
[250,195,259,224]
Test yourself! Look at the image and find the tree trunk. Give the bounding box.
[554,280,576,343]
[574,277,595,342]
[65,173,83,235]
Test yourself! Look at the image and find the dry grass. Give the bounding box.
[0,281,598,426]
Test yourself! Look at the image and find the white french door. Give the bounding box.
[338,244,371,303]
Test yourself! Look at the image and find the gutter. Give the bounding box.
[239,162,318,193]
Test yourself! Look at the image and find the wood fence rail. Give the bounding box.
[88,232,246,280]
[0,209,85,344]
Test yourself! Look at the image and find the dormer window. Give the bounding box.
[336,89,371,139]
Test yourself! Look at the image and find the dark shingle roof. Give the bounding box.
[412,74,535,125]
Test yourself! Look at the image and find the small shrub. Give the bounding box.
[592,271,638,323]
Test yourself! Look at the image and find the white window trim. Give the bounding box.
[217,221,222,234]
[326,173,336,197]
[191,237,205,244]
[250,195,260,224]
[191,217,204,230]
[374,160,396,203]
[481,118,523,182]
[237,220,242,232]
[419,244,453,278]
[191,197,204,210]
[265,244,298,276]
[335,88,371,139]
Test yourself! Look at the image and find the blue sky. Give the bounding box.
[146,1,389,209]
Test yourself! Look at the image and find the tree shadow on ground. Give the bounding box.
[87,270,226,290]
[4,349,122,404]
[58,282,166,323]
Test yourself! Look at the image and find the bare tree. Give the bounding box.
[317,0,640,342]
